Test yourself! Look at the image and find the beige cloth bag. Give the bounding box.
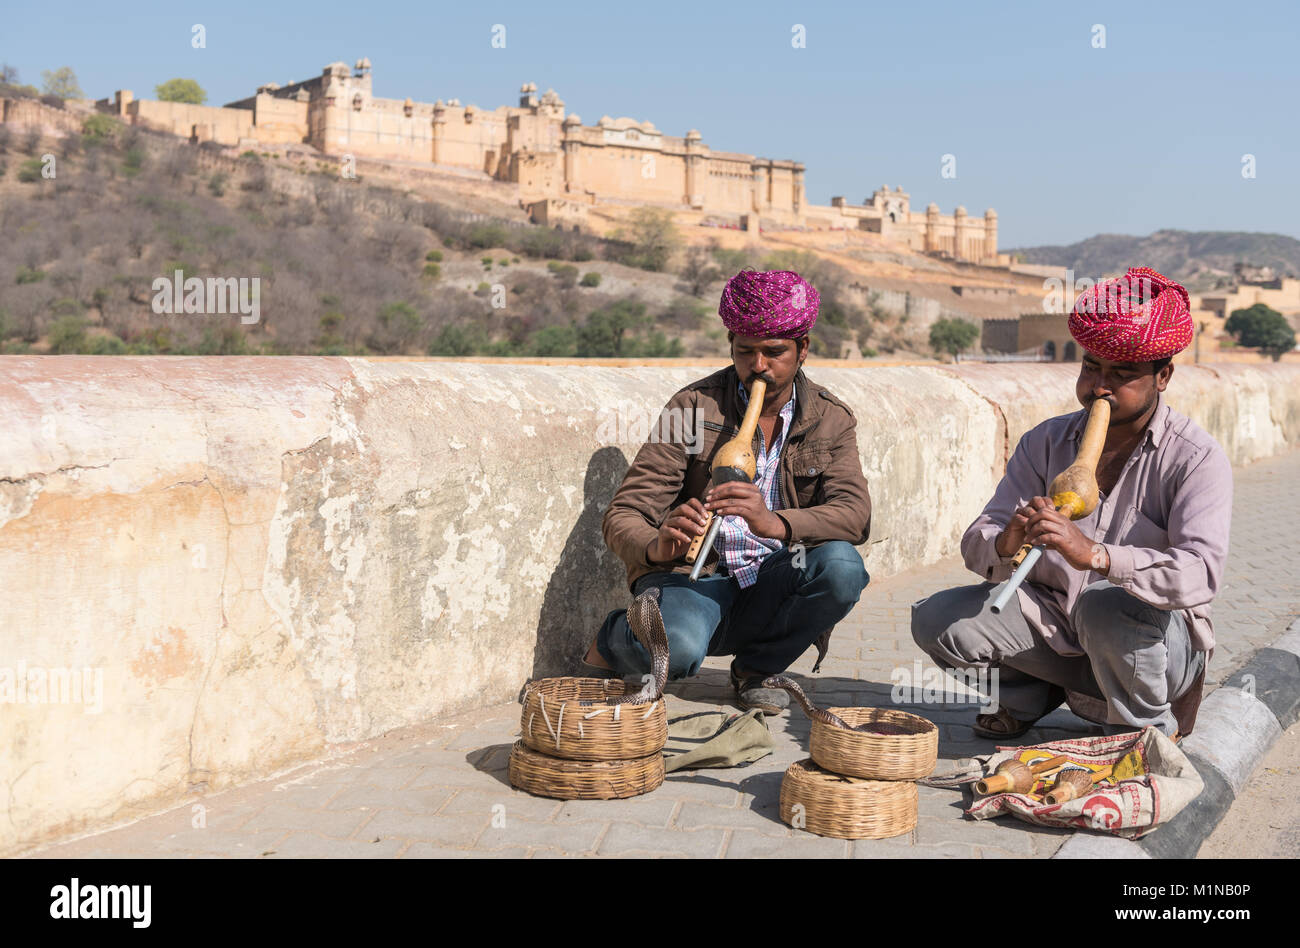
[920,727,1203,839]
[662,709,775,773]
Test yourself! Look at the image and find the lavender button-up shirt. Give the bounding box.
[962,395,1233,655]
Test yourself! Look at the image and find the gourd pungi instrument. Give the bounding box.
[686,377,767,581]
[1044,764,1114,805]
[990,397,1111,614]
[974,754,1069,795]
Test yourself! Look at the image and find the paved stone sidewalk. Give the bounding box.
[30,451,1300,859]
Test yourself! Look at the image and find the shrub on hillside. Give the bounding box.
[48,314,87,353]
[81,114,121,145]
[575,299,651,357]
[527,325,577,357]
[550,263,579,288]
[519,227,565,259]
[429,323,488,356]
[465,222,509,249]
[17,158,44,183]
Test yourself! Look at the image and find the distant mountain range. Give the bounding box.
[1007,230,1300,292]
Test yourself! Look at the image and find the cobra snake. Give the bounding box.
[582,586,670,707]
[761,675,908,735]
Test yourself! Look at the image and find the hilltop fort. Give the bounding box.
[93,57,1002,264]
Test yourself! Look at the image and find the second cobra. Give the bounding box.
[762,675,908,735]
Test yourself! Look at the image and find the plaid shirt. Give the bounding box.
[717,379,796,588]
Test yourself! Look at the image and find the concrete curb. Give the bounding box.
[1053,617,1300,859]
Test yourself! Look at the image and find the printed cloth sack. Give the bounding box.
[919,727,1202,839]
[663,709,775,772]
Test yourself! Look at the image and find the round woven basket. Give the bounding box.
[809,706,938,780]
[508,741,664,800]
[780,758,917,840]
[519,676,668,761]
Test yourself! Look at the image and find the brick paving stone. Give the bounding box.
[334,763,427,791]
[673,801,788,836]
[144,829,289,858]
[239,803,374,839]
[914,811,1037,854]
[598,823,726,858]
[401,843,530,858]
[724,830,850,858]
[440,789,564,823]
[323,785,456,814]
[656,778,743,807]
[553,797,677,828]
[362,809,488,846]
[263,783,345,811]
[476,819,606,854]
[266,833,406,859]
[850,835,922,858]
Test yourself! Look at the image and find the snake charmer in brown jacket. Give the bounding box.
[602,364,872,594]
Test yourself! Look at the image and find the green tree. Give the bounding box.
[576,300,650,356]
[17,157,44,183]
[41,66,83,99]
[48,314,87,353]
[429,324,488,356]
[81,114,121,144]
[627,207,680,272]
[528,325,577,357]
[1225,303,1296,361]
[929,318,980,362]
[549,263,579,289]
[372,301,422,354]
[155,78,208,105]
[680,245,722,296]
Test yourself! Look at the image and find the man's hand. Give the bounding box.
[705,482,787,540]
[647,499,708,563]
[995,496,1052,556]
[1023,503,1105,572]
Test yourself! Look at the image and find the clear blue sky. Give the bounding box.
[8,0,1297,247]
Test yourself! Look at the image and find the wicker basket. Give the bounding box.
[508,741,664,800]
[780,758,917,840]
[520,676,668,761]
[809,706,938,781]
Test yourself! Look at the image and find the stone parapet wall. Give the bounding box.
[1,357,1295,854]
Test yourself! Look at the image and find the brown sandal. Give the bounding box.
[972,706,1040,740]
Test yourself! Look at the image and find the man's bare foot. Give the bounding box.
[583,636,613,670]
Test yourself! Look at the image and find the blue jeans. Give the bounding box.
[596,540,870,680]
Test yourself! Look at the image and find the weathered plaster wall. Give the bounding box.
[0,357,1295,854]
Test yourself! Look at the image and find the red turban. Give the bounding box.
[1069,266,1193,362]
[718,270,820,338]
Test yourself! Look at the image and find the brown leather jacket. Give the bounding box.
[602,364,872,592]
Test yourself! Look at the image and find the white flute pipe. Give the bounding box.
[990,546,1043,614]
[688,517,725,581]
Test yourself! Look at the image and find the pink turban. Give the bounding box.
[718,269,820,338]
[1069,266,1193,362]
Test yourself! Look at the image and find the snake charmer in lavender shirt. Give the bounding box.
[912,268,1232,739]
